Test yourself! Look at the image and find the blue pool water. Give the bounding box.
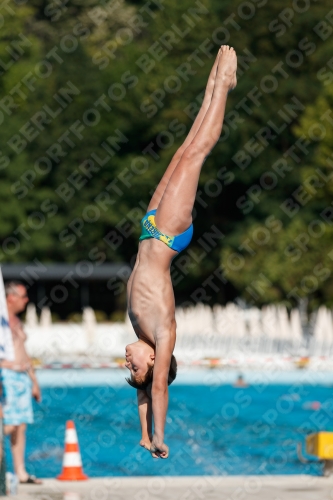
[5,371,333,477]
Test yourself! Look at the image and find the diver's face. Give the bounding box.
[125,341,154,380]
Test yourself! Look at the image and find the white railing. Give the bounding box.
[24,303,333,361]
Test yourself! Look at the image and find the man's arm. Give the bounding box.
[26,363,41,402]
[137,389,152,449]
[20,341,42,402]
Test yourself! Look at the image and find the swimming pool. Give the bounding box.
[5,369,333,477]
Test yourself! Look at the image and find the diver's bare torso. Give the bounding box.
[127,238,177,346]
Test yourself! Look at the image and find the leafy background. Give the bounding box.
[1,0,333,314]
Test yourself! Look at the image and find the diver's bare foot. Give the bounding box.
[216,45,237,91]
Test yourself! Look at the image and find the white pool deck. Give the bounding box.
[13,476,333,499]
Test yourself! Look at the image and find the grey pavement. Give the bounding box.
[10,476,333,500]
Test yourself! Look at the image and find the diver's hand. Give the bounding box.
[150,436,169,459]
[139,436,152,451]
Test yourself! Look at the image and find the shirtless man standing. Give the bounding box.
[126,46,237,459]
[3,282,42,484]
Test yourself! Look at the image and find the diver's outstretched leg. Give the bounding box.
[147,48,222,212]
[155,45,237,235]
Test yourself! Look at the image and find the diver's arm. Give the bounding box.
[150,337,173,458]
[152,381,168,440]
[137,389,152,449]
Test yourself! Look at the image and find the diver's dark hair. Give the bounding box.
[126,355,177,390]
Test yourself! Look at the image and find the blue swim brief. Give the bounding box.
[139,209,193,253]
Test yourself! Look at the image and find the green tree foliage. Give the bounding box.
[1,0,333,307]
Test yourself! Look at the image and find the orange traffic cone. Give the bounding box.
[57,421,88,481]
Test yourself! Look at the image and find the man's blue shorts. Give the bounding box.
[2,368,33,425]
